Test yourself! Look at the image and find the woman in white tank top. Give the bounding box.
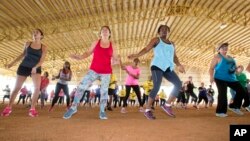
[49,61,72,111]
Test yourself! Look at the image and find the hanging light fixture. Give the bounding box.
[220,23,227,29]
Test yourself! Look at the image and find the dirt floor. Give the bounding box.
[0,104,249,141]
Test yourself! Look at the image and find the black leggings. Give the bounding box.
[113,94,118,107]
[160,99,166,106]
[185,92,198,104]
[123,85,143,107]
[17,95,26,105]
[130,100,136,106]
[197,95,208,105]
[80,90,90,103]
[119,97,125,107]
[52,83,70,107]
[94,94,100,104]
[177,92,186,103]
[215,78,249,113]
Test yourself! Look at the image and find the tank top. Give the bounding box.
[125,66,140,85]
[20,43,42,68]
[151,38,175,71]
[214,54,237,82]
[58,70,70,85]
[186,81,195,93]
[90,40,113,74]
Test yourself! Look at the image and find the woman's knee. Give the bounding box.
[175,80,182,90]
[33,87,40,93]
[12,88,20,94]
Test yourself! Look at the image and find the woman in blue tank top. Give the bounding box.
[1,29,47,117]
[209,43,249,117]
[128,25,185,120]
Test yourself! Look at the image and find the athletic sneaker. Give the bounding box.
[63,107,77,119]
[144,110,156,120]
[29,109,38,117]
[48,106,54,112]
[66,106,71,111]
[120,107,127,113]
[40,105,44,109]
[1,106,12,117]
[161,104,175,117]
[107,107,113,111]
[215,113,228,118]
[245,106,250,112]
[99,111,108,120]
[193,105,198,109]
[139,107,144,112]
[228,107,244,115]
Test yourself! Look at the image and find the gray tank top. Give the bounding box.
[20,43,42,68]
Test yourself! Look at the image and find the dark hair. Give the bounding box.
[134,58,140,63]
[100,26,111,39]
[157,25,170,34]
[63,61,71,71]
[217,42,228,51]
[44,71,49,77]
[237,65,244,70]
[35,28,44,39]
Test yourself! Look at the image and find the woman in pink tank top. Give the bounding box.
[119,58,144,113]
[63,26,120,120]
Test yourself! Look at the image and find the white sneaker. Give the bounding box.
[121,108,127,113]
[245,106,250,112]
[139,107,144,112]
[215,113,228,118]
[228,107,244,115]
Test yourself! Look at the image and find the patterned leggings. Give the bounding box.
[73,70,110,109]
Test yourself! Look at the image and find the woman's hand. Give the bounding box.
[178,65,185,73]
[70,54,81,60]
[31,67,37,74]
[51,75,56,80]
[128,54,138,60]
[210,77,214,84]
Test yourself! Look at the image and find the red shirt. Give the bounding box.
[90,40,113,74]
[90,91,95,98]
[40,76,49,90]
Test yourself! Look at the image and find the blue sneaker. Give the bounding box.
[63,108,77,119]
[99,111,108,120]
